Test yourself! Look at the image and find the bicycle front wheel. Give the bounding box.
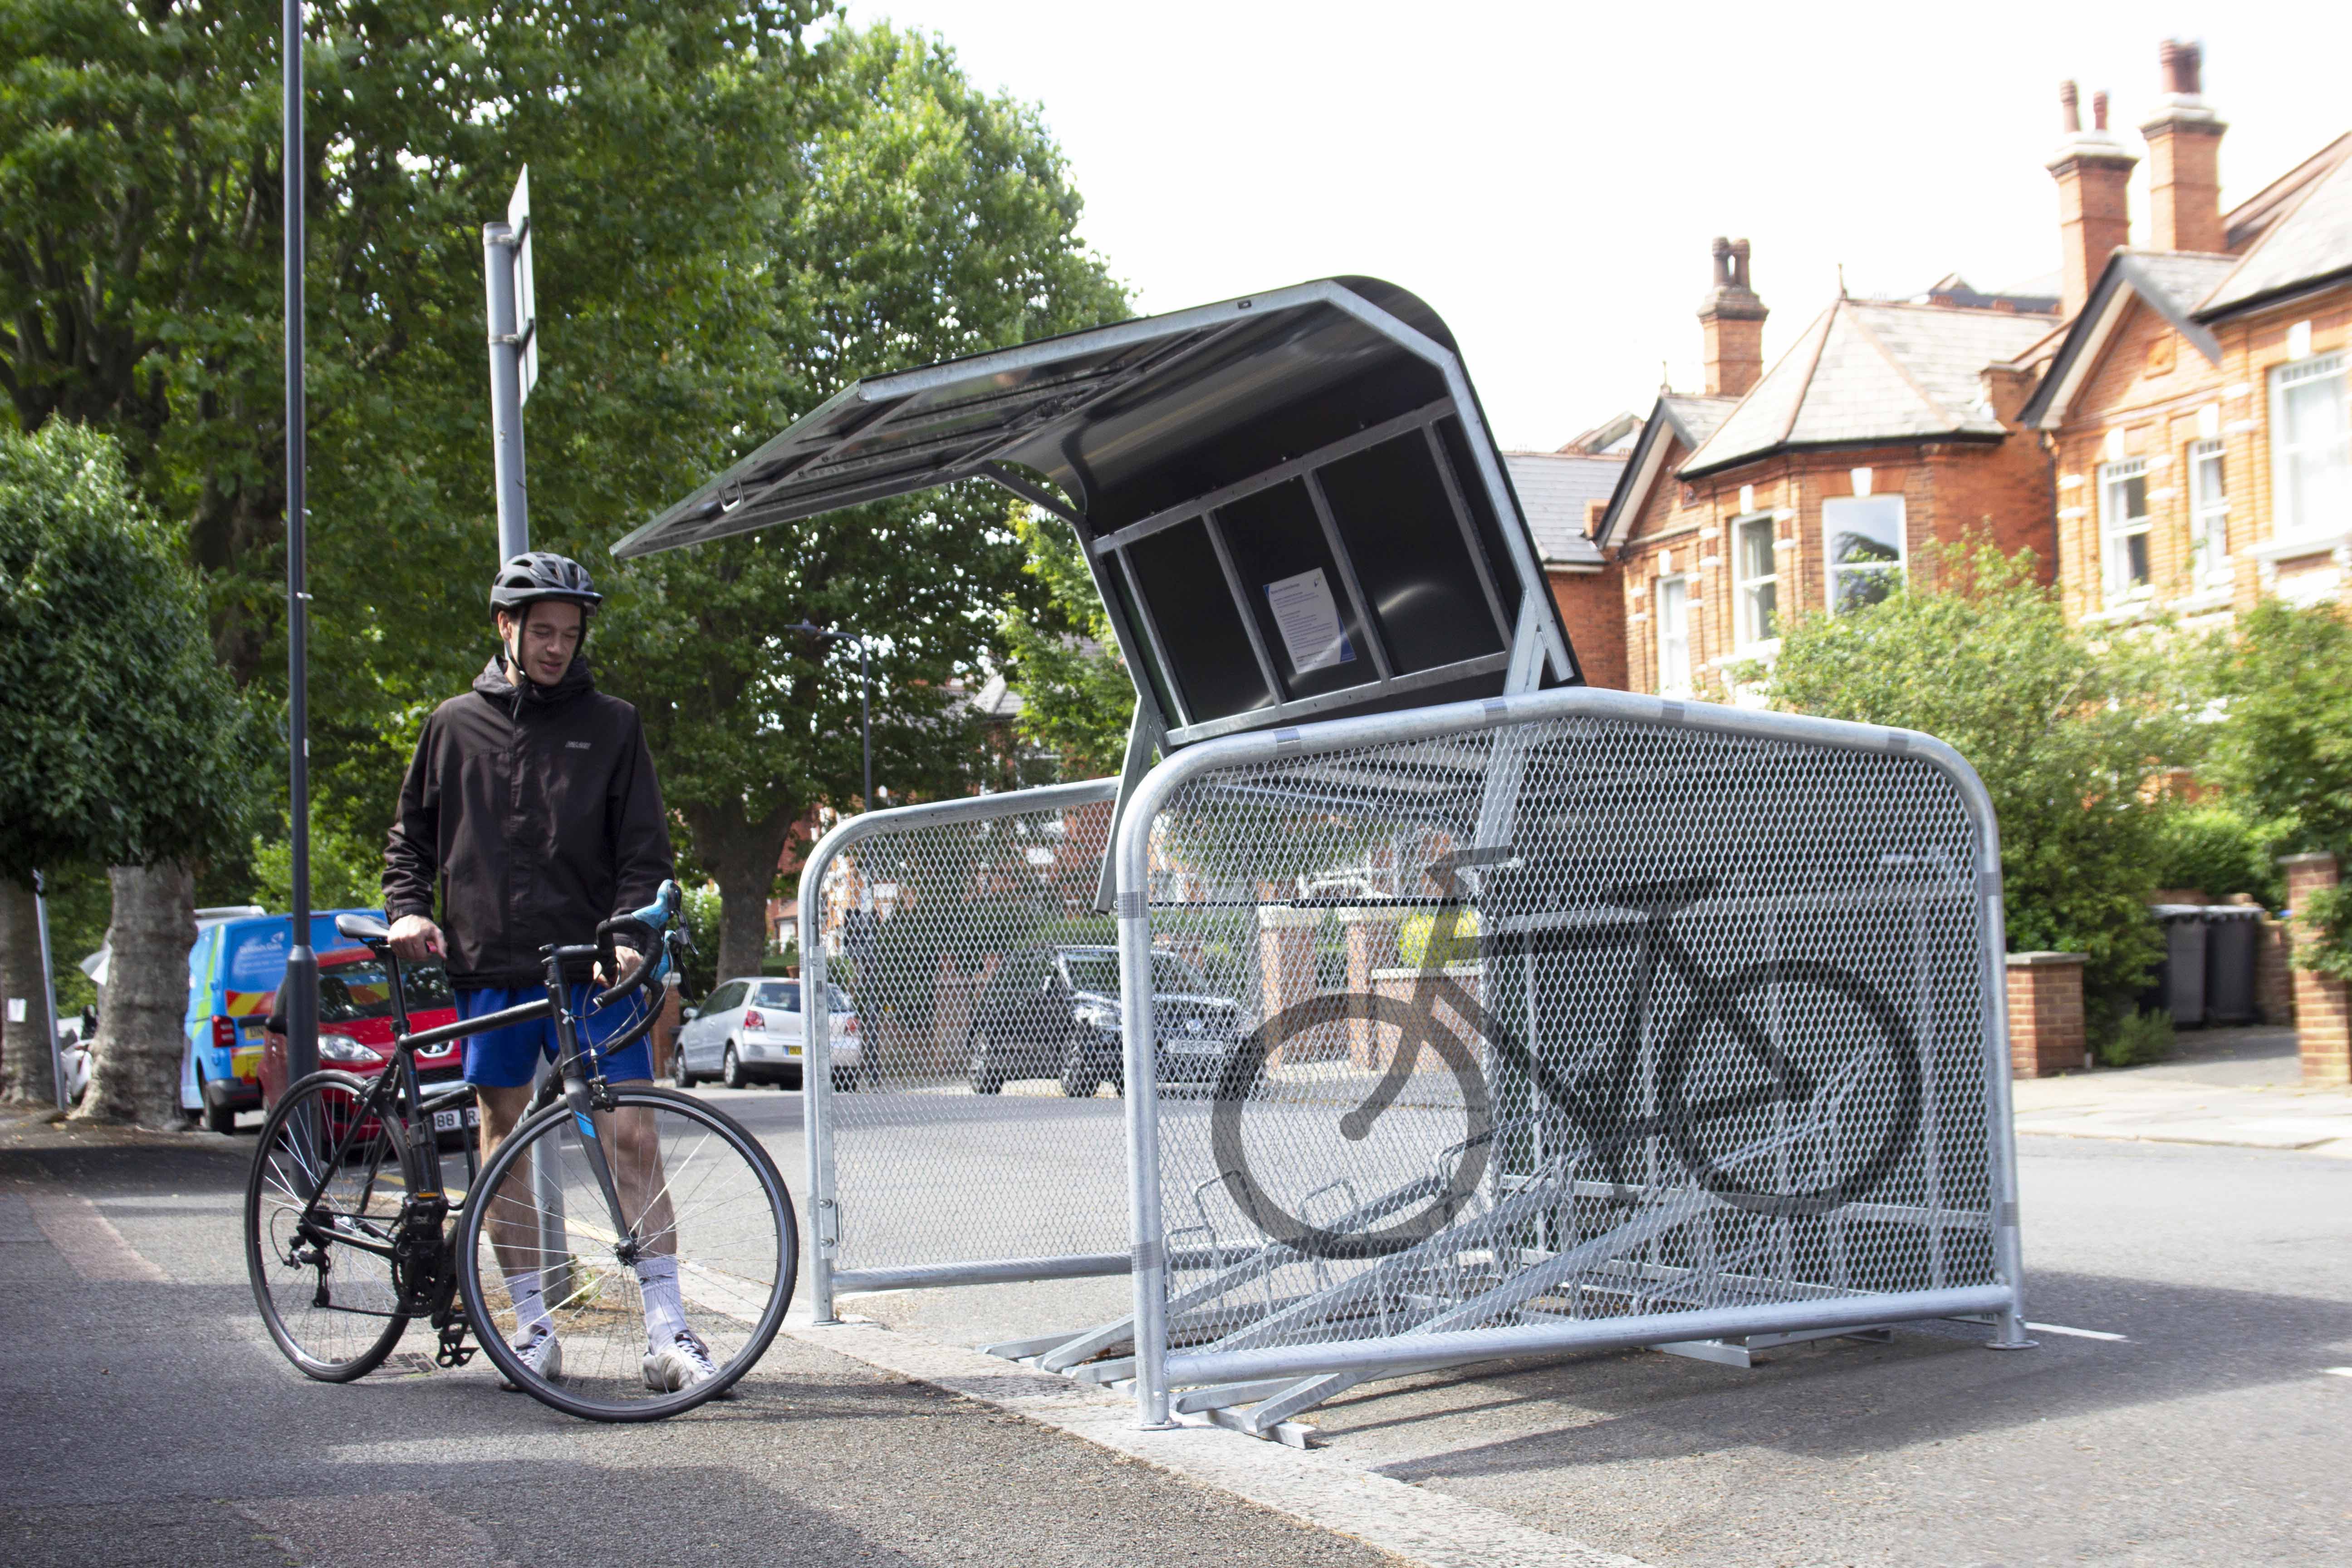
[245,1070,414,1381]
[457,1086,796,1421]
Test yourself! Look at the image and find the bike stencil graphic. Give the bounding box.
[1209,847,1926,1260]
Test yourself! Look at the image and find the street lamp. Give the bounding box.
[787,621,873,811]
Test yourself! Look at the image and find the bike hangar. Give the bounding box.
[614,277,2034,1445]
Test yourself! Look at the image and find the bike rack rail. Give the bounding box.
[1104,685,2031,1434]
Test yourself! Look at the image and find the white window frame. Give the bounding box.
[1732,512,1779,650]
[2270,353,2349,540]
[1654,574,1691,695]
[2098,456,2152,602]
[2187,437,2229,593]
[1821,495,1907,613]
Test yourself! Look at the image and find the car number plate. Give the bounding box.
[432,1107,480,1132]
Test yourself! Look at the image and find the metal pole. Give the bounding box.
[281,0,318,1094]
[859,638,872,810]
[32,872,66,1112]
[483,223,529,559]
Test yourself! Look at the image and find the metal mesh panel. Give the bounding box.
[808,787,1131,1284]
[1135,710,2001,1370]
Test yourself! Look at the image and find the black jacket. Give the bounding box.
[383,656,675,990]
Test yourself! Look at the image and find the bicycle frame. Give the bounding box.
[279,936,662,1299]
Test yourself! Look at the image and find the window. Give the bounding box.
[1655,575,1691,694]
[704,980,748,1013]
[2188,438,2228,592]
[1822,495,1906,612]
[758,981,799,1011]
[1734,514,1779,647]
[2272,353,2349,539]
[2099,458,2151,599]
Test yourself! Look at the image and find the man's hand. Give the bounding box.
[599,945,643,989]
[389,914,445,964]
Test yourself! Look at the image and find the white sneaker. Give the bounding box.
[642,1328,722,1393]
[499,1326,561,1391]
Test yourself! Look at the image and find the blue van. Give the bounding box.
[182,910,378,1132]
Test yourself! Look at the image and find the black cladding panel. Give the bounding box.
[1316,432,1509,671]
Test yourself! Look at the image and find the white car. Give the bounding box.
[674,976,864,1091]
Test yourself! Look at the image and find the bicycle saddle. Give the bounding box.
[335,912,392,944]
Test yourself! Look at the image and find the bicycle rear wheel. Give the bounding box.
[245,1071,413,1380]
[457,1085,796,1421]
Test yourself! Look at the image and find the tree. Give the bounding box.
[0,421,261,1121]
[1756,543,2179,1024]
[549,25,1128,980]
[2201,599,2352,978]
[999,508,1135,777]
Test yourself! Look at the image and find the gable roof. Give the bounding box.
[2018,250,2239,428]
[1502,451,1625,568]
[2197,138,2352,322]
[1591,392,1740,550]
[1680,300,2052,478]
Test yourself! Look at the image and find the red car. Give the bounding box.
[260,948,475,1140]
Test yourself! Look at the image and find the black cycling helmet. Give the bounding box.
[488,552,603,619]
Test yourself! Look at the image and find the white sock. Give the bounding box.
[636,1254,687,1344]
[508,1268,553,1338]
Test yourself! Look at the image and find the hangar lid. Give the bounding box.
[615,278,1580,750]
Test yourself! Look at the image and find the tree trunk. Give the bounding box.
[73,861,195,1129]
[682,801,799,989]
[0,875,58,1106]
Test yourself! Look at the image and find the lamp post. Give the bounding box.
[786,622,873,812]
[281,0,319,1093]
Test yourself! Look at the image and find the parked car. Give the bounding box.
[674,975,862,1091]
[179,908,380,1132]
[257,947,469,1142]
[965,946,1243,1098]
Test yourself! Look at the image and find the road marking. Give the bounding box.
[13,1188,167,1282]
[2024,1321,2127,1342]
[2323,1367,2352,1378]
[788,1314,1651,1568]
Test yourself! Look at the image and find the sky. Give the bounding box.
[842,0,2352,450]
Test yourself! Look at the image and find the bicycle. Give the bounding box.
[1210,848,1923,1258]
[243,881,799,1420]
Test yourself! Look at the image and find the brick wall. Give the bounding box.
[2283,852,2351,1085]
[2007,951,2088,1078]
[1548,567,1627,690]
[2049,286,2352,627]
[1612,435,2054,696]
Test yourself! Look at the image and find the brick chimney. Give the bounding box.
[2141,39,2226,254]
[2047,81,2137,319]
[1698,237,1767,398]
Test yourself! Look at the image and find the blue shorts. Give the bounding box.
[456,984,655,1088]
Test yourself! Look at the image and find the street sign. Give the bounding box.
[508,167,538,402]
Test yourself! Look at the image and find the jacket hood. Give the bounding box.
[473,652,596,707]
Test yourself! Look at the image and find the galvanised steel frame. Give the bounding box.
[1108,685,2033,1433]
[797,777,1120,1323]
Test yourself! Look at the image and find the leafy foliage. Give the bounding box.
[2197,598,2352,977]
[2148,802,2282,908]
[0,421,263,879]
[1000,507,1134,776]
[1760,543,2179,1017]
[2096,1006,2175,1069]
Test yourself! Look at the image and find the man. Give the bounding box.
[383,551,714,1392]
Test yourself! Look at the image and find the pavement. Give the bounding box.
[2011,1024,2352,1154]
[9,1027,2351,1568]
[0,1110,1402,1568]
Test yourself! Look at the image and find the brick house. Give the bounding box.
[1593,239,2058,696]
[2017,43,2352,626]
[1504,419,1635,691]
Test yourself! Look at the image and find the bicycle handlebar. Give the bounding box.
[591,879,684,1011]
